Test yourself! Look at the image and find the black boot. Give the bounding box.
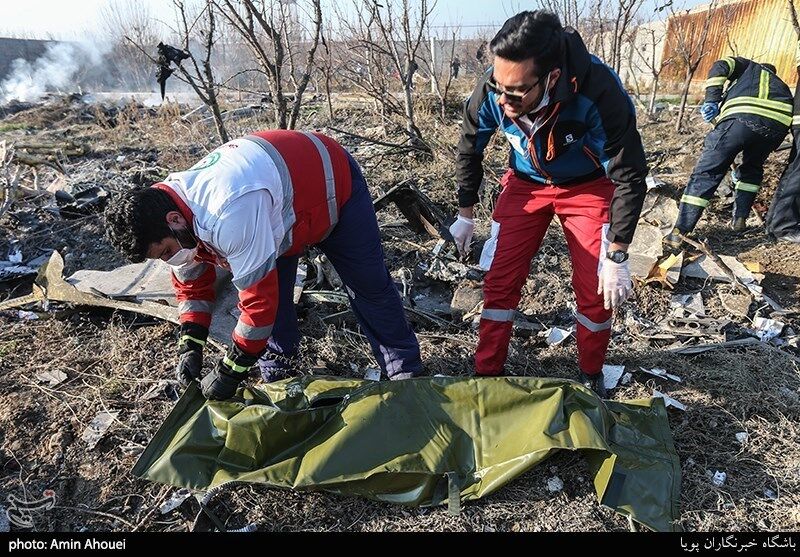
[579,370,607,399]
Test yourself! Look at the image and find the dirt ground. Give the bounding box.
[0,91,798,532]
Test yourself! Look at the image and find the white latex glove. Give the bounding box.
[597,258,632,310]
[448,215,475,257]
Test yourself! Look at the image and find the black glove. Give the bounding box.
[175,323,208,387]
[200,344,261,401]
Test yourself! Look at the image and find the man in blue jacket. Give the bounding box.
[449,10,649,397]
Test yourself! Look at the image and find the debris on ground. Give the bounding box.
[602,364,625,390]
[710,471,727,487]
[751,316,785,342]
[35,369,67,386]
[640,367,682,383]
[546,476,564,493]
[159,489,192,515]
[545,326,573,346]
[80,410,118,450]
[652,389,687,411]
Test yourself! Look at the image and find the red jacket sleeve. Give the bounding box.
[231,265,278,354]
[172,261,216,328]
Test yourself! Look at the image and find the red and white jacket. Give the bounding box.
[153,130,353,355]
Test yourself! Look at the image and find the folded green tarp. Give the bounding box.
[133,376,681,531]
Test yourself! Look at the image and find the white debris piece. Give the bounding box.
[670,293,705,317]
[68,259,174,301]
[293,264,307,304]
[752,316,785,342]
[653,389,687,411]
[364,368,381,381]
[545,326,573,346]
[640,367,682,383]
[645,174,665,190]
[0,265,38,281]
[621,372,633,385]
[546,476,564,492]
[627,223,664,280]
[602,364,625,390]
[119,443,144,456]
[36,369,67,386]
[159,488,192,514]
[682,254,762,284]
[711,471,727,487]
[763,488,778,500]
[141,380,177,401]
[735,432,748,444]
[81,410,118,450]
[8,247,22,264]
[17,310,39,320]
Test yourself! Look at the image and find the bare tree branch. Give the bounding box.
[789,0,800,38]
[670,0,718,132]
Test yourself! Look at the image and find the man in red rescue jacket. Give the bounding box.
[105,130,422,400]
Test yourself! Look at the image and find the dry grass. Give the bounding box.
[0,94,798,532]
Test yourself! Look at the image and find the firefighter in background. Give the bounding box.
[449,11,649,397]
[766,42,800,243]
[664,57,793,250]
[105,131,422,401]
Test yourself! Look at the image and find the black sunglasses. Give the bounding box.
[487,72,548,104]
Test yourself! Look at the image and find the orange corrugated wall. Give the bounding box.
[662,0,798,87]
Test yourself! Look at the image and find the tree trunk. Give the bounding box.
[648,75,659,118]
[205,83,229,143]
[403,79,415,140]
[675,70,693,132]
[210,102,229,143]
[325,69,334,121]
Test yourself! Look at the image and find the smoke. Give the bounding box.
[1,40,111,103]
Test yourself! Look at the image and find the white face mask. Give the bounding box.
[165,226,197,267]
[529,71,553,115]
[166,247,197,267]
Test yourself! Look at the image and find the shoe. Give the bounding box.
[776,231,800,244]
[579,370,607,398]
[732,217,746,232]
[662,227,684,254]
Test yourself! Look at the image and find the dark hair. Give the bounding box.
[761,63,777,74]
[490,10,563,73]
[104,186,177,262]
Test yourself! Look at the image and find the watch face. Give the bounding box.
[608,250,628,263]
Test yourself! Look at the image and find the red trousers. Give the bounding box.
[475,170,615,376]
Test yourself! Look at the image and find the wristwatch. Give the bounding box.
[606,250,629,264]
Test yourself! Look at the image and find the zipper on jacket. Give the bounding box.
[512,102,560,184]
